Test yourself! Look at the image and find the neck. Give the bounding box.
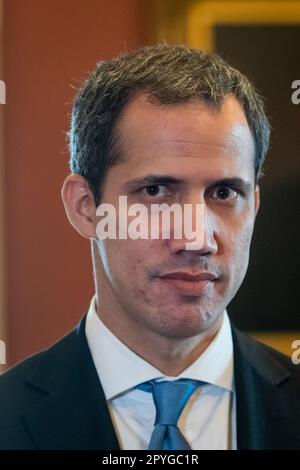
[94,291,223,376]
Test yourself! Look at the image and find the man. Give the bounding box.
[0,45,299,450]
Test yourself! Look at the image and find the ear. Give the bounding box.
[254,184,260,218]
[61,174,97,239]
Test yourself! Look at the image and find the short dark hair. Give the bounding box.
[69,44,270,206]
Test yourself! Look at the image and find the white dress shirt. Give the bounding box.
[85,295,236,450]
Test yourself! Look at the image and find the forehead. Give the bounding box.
[114,93,255,178]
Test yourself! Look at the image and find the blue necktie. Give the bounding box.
[138,379,201,450]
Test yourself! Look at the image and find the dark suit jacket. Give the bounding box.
[0,315,299,450]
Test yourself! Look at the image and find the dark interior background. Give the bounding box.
[215,25,300,330]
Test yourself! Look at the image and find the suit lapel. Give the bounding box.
[23,317,121,450]
[232,326,300,449]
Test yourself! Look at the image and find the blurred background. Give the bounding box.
[0,0,299,370]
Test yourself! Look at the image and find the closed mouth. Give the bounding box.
[158,272,217,282]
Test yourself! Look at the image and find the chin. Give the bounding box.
[151,306,221,339]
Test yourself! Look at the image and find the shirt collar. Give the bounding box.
[85,295,234,400]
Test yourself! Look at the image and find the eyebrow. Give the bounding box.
[123,175,182,192]
[211,177,252,193]
[122,174,252,193]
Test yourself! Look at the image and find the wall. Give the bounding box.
[0,0,6,370]
[3,0,148,366]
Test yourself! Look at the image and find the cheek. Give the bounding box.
[218,207,254,257]
[226,217,255,278]
[98,238,146,304]
[103,238,165,307]
[100,238,154,283]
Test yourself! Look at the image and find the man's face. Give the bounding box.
[94,94,259,339]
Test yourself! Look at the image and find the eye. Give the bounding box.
[211,186,239,201]
[142,184,170,198]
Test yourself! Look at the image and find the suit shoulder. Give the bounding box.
[0,317,92,449]
[233,327,300,378]
[0,325,79,411]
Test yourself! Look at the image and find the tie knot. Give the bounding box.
[138,379,201,426]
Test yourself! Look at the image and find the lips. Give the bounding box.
[157,271,217,296]
[158,272,217,282]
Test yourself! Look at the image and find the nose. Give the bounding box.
[167,195,218,256]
